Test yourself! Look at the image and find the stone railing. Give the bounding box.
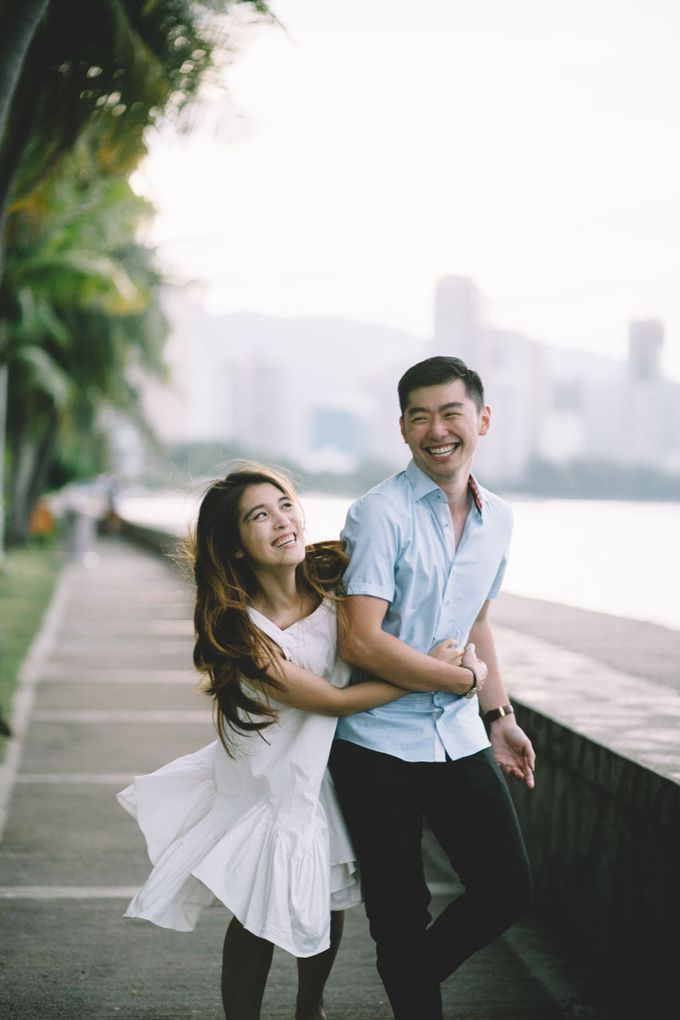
[495,626,679,1019]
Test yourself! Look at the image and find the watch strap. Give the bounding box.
[484,704,514,724]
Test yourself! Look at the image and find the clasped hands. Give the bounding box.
[429,638,487,697]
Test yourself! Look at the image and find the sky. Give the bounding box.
[133,0,680,380]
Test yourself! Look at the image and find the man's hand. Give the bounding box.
[490,720,536,789]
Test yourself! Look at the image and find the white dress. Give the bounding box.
[116,600,361,957]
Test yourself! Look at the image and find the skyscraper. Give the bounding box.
[628,319,664,381]
[433,275,485,369]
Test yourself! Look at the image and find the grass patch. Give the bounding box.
[0,541,63,756]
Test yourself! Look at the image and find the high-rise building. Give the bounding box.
[628,319,664,381]
[433,275,485,370]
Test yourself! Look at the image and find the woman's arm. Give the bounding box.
[261,657,405,717]
[339,595,486,695]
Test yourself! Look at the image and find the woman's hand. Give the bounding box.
[428,638,464,666]
[462,642,488,695]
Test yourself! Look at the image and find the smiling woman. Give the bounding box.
[237,482,307,574]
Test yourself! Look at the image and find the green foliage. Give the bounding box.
[0,0,272,546]
[2,0,273,207]
[0,540,62,749]
[2,139,169,543]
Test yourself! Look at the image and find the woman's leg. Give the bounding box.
[221,916,275,1020]
[295,910,345,1020]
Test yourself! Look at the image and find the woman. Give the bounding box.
[117,465,487,1019]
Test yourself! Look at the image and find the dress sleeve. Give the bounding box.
[341,493,400,603]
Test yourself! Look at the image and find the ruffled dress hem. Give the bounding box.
[117,752,361,957]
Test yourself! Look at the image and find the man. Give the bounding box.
[329,355,535,1019]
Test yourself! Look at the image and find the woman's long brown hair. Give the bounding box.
[190,465,347,756]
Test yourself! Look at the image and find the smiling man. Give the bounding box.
[329,355,535,1020]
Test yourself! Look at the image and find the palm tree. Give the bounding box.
[1,1,272,225]
[3,143,167,543]
[0,0,50,219]
[0,0,272,551]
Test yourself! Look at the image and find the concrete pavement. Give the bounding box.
[0,536,607,1019]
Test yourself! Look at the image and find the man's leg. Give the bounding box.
[423,748,532,981]
[329,740,443,1020]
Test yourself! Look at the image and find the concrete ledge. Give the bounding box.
[497,626,680,1019]
[508,707,679,1019]
[119,520,185,563]
[118,519,679,1017]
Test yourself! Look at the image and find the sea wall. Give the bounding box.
[508,706,679,1017]
[495,625,680,1019]
[118,520,183,561]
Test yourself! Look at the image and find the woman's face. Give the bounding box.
[237,482,306,570]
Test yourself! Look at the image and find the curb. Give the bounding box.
[0,563,73,840]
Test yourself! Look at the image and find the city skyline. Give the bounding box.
[140,273,680,493]
[132,0,680,382]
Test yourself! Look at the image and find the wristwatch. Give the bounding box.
[484,704,514,724]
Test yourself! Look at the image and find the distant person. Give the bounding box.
[117,465,486,1019]
[101,474,122,534]
[329,356,536,1020]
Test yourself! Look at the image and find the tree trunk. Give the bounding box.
[0,360,7,560]
[6,431,32,548]
[6,415,39,547]
[0,17,52,227]
[0,0,50,147]
[0,1,51,556]
[6,395,59,547]
[25,406,59,523]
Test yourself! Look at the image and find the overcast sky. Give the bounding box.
[133,0,680,380]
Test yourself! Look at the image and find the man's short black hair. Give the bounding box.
[398,356,485,413]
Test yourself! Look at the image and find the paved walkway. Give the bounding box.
[0,536,607,1019]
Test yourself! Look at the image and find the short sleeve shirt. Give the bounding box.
[335,460,513,762]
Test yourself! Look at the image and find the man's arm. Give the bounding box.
[340,594,477,696]
[470,600,536,788]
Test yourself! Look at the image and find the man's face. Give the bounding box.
[399,379,490,484]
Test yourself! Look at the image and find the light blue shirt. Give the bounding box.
[335,460,513,762]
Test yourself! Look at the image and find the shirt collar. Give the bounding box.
[405,459,485,516]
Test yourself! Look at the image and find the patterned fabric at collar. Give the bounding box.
[468,474,484,515]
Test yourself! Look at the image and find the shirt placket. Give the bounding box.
[431,495,457,760]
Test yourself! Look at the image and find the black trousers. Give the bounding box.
[328,740,532,1020]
